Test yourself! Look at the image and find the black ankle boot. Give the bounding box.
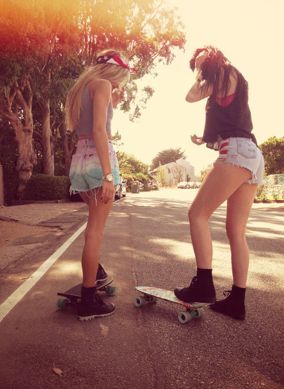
[210,285,246,320]
[78,286,115,321]
[174,274,216,303]
[96,264,108,283]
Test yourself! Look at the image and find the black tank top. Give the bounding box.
[203,68,256,147]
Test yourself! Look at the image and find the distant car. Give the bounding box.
[130,181,140,193]
[177,181,191,189]
[194,181,202,188]
[115,180,127,200]
[189,181,201,189]
[150,182,159,190]
[69,186,83,202]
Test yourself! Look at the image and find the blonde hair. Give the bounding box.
[65,50,130,131]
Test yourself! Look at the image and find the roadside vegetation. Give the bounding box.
[0,0,185,203]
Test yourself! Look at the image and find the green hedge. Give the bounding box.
[0,126,18,204]
[1,154,18,204]
[23,174,70,201]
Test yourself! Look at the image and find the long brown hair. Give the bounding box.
[190,46,233,98]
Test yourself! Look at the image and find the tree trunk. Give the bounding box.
[63,136,73,176]
[60,126,76,176]
[3,80,37,199]
[16,122,37,198]
[41,99,54,176]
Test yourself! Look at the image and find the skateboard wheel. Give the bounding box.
[178,311,192,324]
[57,298,67,310]
[134,296,146,308]
[195,308,204,318]
[190,307,204,318]
[105,285,116,296]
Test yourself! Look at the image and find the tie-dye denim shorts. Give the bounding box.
[215,137,264,184]
[69,139,121,195]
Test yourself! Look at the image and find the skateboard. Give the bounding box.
[134,286,207,324]
[57,278,115,310]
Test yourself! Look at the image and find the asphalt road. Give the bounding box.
[0,189,283,388]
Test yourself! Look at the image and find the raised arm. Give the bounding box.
[186,51,213,102]
[185,79,213,103]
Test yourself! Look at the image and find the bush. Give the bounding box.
[0,124,18,204]
[255,174,284,202]
[1,149,18,204]
[23,174,70,201]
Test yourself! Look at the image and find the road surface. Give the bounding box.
[0,189,283,388]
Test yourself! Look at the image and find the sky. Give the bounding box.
[114,0,284,174]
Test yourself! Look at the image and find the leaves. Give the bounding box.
[0,0,185,197]
[52,366,63,377]
[260,137,284,175]
[100,324,109,337]
[150,148,185,170]
[118,151,149,175]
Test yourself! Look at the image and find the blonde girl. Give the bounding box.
[65,50,130,321]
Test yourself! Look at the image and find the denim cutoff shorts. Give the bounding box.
[215,137,264,184]
[69,139,121,194]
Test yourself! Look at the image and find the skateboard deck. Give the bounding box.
[134,286,207,324]
[57,278,115,310]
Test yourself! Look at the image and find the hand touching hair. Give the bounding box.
[189,46,232,97]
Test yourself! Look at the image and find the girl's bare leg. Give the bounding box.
[210,183,256,320]
[80,191,113,287]
[76,191,115,320]
[226,183,257,288]
[174,162,253,304]
[188,162,252,269]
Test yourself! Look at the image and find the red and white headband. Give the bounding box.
[96,54,129,69]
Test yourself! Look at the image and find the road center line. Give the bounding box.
[0,222,87,323]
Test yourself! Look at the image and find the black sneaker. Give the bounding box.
[174,276,216,303]
[96,263,108,283]
[78,292,115,321]
[210,290,246,320]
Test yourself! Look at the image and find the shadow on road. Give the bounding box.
[0,195,283,388]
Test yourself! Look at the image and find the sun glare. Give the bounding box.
[2,0,283,174]
[116,0,284,174]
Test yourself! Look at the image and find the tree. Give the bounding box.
[199,165,212,182]
[150,148,185,170]
[171,164,184,184]
[260,137,284,175]
[117,151,149,182]
[77,0,185,119]
[0,0,80,196]
[54,0,185,173]
[155,166,167,187]
[0,68,36,197]
[0,0,185,197]
[0,118,18,202]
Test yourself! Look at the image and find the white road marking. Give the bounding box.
[0,222,87,323]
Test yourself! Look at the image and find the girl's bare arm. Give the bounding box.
[91,79,112,175]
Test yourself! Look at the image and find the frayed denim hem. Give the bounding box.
[70,186,102,205]
[214,160,259,184]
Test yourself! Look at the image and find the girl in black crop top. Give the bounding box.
[174,46,264,320]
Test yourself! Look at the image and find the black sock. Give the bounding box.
[197,268,213,283]
[81,286,96,304]
[231,285,246,303]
